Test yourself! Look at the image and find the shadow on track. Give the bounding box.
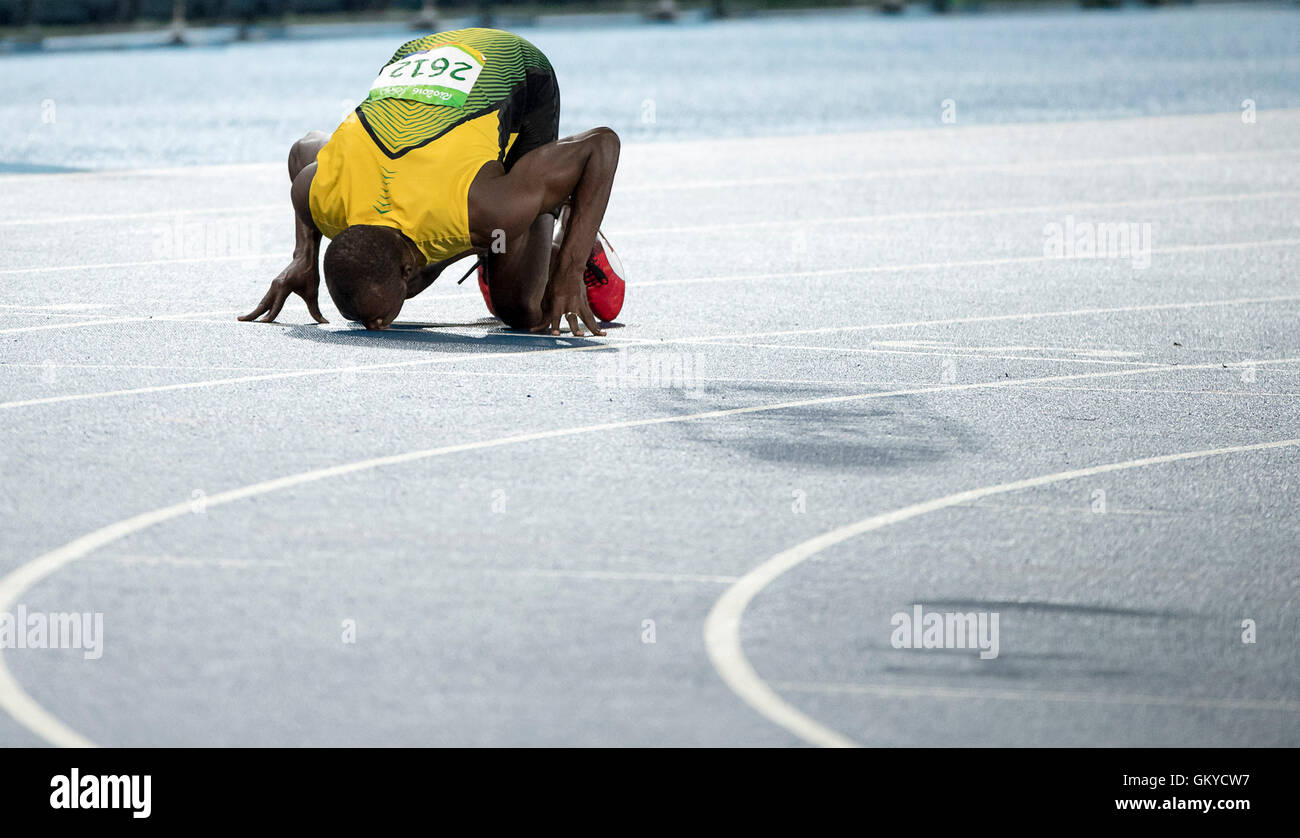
[282,320,613,355]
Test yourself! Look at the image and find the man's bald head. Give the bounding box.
[323,225,416,330]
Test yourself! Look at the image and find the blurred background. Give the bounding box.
[0,0,1276,40]
[2,1,1297,172]
[2,0,911,35]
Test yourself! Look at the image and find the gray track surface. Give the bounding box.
[1,7,1298,746]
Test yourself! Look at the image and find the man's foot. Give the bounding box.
[583,231,625,322]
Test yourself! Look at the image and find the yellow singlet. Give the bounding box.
[309,29,552,263]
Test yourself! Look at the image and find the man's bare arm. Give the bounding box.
[470,127,620,336]
[240,134,329,324]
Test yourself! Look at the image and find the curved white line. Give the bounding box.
[3,356,1299,746]
[703,438,1300,748]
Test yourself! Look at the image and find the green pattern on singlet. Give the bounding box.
[357,28,552,156]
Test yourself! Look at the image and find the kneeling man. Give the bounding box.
[240,27,622,337]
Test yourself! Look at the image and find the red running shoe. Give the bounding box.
[584,231,625,322]
[478,232,625,322]
[476,262,495,316]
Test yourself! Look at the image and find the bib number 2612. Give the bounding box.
[366,44,485,108]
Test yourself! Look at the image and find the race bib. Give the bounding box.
[366,44,485,108]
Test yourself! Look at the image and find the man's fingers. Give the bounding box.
[530,298,611,337]
[238,289,274,321]
[582,313,605,337]
[565,312,584,337]
[258,289,289,323]
[298,279,328,324]
[241,271,329,325]
[237,303,268,322]
[578,301,606,337]
[530,312,558,333]
[304,294,329,324]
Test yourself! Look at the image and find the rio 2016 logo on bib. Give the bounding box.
[366,44,485,108]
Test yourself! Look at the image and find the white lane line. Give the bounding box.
[686,293,1300,346]
[1,362,298,372]
[618,148,1300,192]
[482,568,740,585]
[3,355,1299,747]
[0,303,110,312]
[1023,385,1300,398]
[0,253,281,277]
[0,205,278,228]
[613,190,1300,236]
[636,237,1300,289]
[0,162,278,183]
[345,368,912,389]
[107,555,291,570]
[2,233,1296,307]
[0,310,140,321]
[703,437,1300,749]
[4,145,1291,190]
[770,681,1300,714]
[5,189,1293,234]
[0,338,633,410]
[9,231,1300,286]
[876,341,1141,358]
[99,554,735,583]
[4,293,1295,411]
[954,501,1167,517]
[720,342,1162,368]
[0,362,916,391]
[0,310,240,336]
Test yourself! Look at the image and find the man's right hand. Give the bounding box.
[238,259,328,324]
[531,268,604,337]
